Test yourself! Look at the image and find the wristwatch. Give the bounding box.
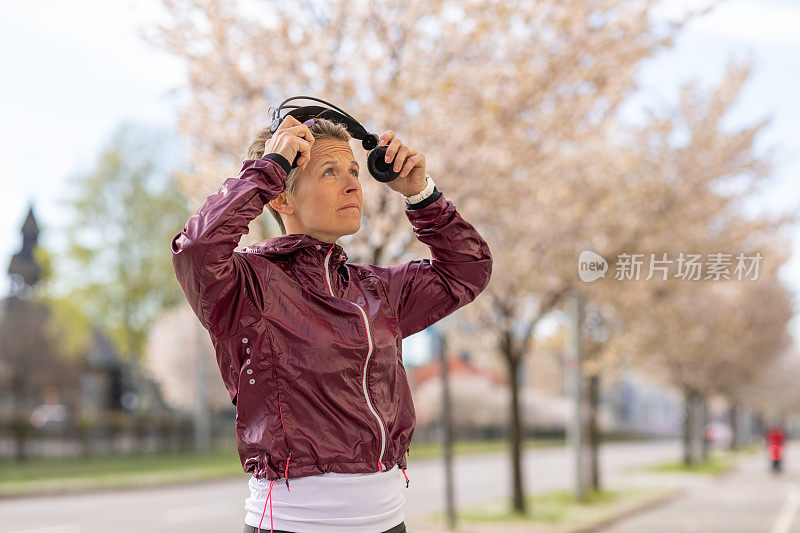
[403,174,436,204]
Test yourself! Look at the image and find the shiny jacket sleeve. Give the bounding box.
[170,154,290,338]
[379,191,493,339]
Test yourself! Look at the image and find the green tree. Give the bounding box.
[54,121,191,362]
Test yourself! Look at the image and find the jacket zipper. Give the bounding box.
[324,246,387,471]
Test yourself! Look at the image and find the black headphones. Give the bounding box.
[268,96,401,183]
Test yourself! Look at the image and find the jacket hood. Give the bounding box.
[242,233,349,266]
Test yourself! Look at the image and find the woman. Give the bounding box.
[170,114,492,532]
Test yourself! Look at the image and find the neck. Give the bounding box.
[284,231,338,245]
[283,219,339,245]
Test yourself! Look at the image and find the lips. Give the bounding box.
[340,204,360,210]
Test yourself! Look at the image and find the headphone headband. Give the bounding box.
[269,96,378,151]
[267,95,403,182]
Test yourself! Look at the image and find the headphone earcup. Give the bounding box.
[367,146,401,183]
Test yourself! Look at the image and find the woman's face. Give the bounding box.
[282,138,363,243]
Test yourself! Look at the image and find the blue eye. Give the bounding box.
[324,168,359,177]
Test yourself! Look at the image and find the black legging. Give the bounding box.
[243,520,407,533]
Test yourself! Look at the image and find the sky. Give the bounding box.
[1,0,799,354]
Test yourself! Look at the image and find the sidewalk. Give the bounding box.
[405,445,791,533]
[597,443,800,533]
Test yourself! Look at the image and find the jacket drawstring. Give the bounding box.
[258,478,275,533]
[278,395,291,491]
[256,397,289,532]
[401,447,410,487]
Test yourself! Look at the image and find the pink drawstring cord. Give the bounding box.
[256,458,288,533]
[401,467,409,488]
[258,478,275,532]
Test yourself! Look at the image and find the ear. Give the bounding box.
[269,191,295,216]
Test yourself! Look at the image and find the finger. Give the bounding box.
[385,136,403,163]
[279,115,302,130]
[295,138,311,169]
[378,130,395,147]
[400,154,423,177]
[284,124,315,145]
[393,146,413,173]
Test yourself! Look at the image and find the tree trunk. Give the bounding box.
[753,411,765,439]
[728,402,739,451]
[683,388,695,466]
[438,332,456,530]
[700,396,710,462]
[12,416,30,462]
[588,374,601,490]
[506,353,526,514]
[11,380,29,462]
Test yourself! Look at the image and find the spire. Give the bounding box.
[7,203,42,290]
[21,204,39,239]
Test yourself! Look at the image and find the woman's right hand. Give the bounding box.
[264,116,315,171]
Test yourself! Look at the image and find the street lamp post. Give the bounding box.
[430,324,456,530]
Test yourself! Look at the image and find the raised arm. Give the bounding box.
[377,191,493,339]
[171,115,315,338]
[170,154,291,338]
[366,129,492,339]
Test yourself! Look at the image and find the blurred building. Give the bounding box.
[602,366,685,436]
[407,348,570,439]
[80,327,126,414]
[405,316,685,439]
[143,303,234,417]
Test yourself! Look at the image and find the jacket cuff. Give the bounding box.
[404,190,449,228]
[405,187,442,210]
[239,157,289,195]
[260,152,292,176]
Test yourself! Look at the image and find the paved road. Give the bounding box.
[0,439,689,532]
[599,442,800,533]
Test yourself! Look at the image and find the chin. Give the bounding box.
[339,221,361,237]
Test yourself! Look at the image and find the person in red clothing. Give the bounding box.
[766,422,787,473]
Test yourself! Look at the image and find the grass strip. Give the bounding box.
[426,486,680,532]
[635,444,759,477]
[0,438,566,498]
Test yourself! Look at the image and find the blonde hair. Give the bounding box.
[238,117,352,235]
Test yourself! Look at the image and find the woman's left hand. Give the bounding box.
[378,130,427,197]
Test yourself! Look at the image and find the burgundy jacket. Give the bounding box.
[170,153,492,483]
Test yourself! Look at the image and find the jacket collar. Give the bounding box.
[242,233,349,266]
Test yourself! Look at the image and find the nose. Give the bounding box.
[344,172,361,192]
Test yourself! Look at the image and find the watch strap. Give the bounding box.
[404,174,436,204]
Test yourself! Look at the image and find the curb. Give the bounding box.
[565,487,686,533]
[410,487,687,533]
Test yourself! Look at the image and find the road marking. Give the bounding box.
[9,525,81,533]
[164,502,233,523]
[772,484,800,533]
